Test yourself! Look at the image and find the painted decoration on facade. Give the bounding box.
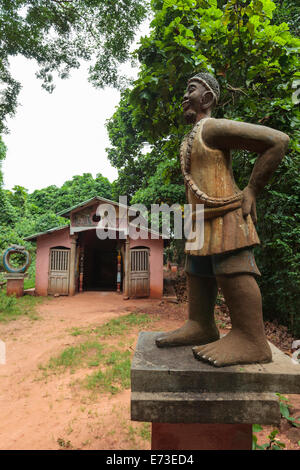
[71,205,120,229]
[71,208,97,227]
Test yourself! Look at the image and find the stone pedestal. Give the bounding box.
[4,273,27,297]
[131,332,300,451]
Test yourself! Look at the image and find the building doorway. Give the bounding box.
[79,231,123,292]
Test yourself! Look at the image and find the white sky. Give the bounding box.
[2,27,149,193]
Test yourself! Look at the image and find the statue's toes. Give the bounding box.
[192,346,209,361]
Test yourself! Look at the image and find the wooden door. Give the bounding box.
[48,248,70,295]
[129,248,150,298]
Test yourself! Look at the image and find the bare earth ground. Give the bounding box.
[0,291,299,451]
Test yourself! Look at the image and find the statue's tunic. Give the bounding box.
[181,117,260,256]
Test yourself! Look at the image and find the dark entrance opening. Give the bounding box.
[79,230,123,291]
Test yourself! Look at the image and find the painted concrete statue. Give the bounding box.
[156,72,290,367]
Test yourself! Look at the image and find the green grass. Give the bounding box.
[70,327,82,337]
[69,312,154,338]
[84,350,131,394]
[0,290,46,322]
[57,437,72,449]
[42,341,105,373]
[41,311,157,394]
[123,422,151,448]
[139,423,151,441]
[41,343,132,393]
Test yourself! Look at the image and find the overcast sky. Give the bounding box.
[2,29,148,193]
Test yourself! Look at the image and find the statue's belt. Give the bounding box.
[192,200,242,221]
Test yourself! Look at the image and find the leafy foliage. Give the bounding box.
[106,81,185,206]
[276,393,300,428]
[0,172,113,272]
[273,0,299,37]
[0,137,6,186]
[107,0,300,334]
[28,172,113,214]
[0,0,149,134]
[252,393,300,450]
[0,0,149,214]
[252,425,286,450]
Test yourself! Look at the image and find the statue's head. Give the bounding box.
[182,72,220,124]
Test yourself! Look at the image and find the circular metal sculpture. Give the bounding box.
[3,245,31,274]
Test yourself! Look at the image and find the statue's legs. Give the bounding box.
[156,273,220,347]
[192,273,272,366]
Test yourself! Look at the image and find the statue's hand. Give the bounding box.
[242,186,257,225]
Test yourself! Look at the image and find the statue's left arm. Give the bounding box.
[202,118,290,223]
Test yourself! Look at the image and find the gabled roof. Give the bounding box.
[56,196,123,218]
[24,224,69,242]
[24,196,162,240]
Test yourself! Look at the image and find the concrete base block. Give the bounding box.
[131,391,280,424]
[4,274,26,298]
[132,332,300,396]
[130,332,300,449]
[151,423,252,450]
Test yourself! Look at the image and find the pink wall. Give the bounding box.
[130,234,164,299]
[34,226,163,299]
[35,227,71,296]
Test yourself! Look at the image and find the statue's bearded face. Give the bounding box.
[182,80,207,124]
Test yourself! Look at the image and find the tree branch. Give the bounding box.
[51,0,75,3]
[227,84,248,96]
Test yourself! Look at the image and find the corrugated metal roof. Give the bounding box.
[56,196,121,218]
[24,224,69,241]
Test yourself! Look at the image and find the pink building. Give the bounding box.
[25,197,164,299]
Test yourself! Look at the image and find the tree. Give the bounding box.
[6,185,28,214]
[0,172,113,254]
[107,0,300,333]
[0,136,6,186]
[0,138,18,226]
[27,185,61,215]
[0,0,150,195]
[106,86,185,205]
[129,0,299,140]
[25,172,112,217]
[108,0,299,206]
[0,0,149,134]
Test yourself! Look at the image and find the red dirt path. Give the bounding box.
[0,292,299,450]
[0,292,182,450]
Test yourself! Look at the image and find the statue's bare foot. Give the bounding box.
[156,320,219,348]
[192,330,272,367]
